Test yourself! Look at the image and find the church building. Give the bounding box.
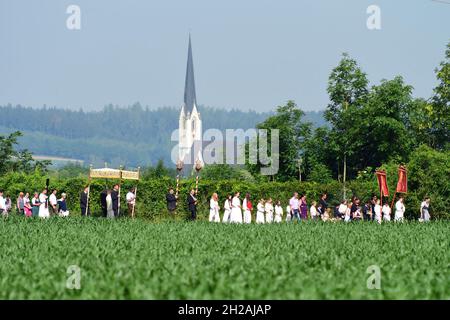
[178,35,203,166]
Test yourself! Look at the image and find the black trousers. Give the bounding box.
[81,207,90,217]
[101,207,107,218]
[189,208,197,220]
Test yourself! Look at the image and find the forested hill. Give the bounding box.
[0,103,326,167]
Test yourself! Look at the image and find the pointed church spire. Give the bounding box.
[183,34,197,115]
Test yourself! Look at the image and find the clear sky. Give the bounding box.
[0,0,449,112]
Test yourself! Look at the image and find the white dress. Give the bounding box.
[344,207,351,222]
[285,205,291,222]
[38,193,50,218]
[310,205,318,220]
[230,196,243,223]
[382,205,391,221]
[265,203,274,223]
[274,205,283,223]
[209,198,220,222]
[106,194,114,218]
[395,201,405,221]
[374,204,382,224]
[222,200,231,223]
[256,203,265,224]
[242,198,252,224]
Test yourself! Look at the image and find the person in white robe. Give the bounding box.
[338,200,347,220]
[310,201,319,220]
[265,198,274,223]
[0,190,7,216]
[285,204,291,222]
[395,196,406,222]
[256,199,265,224]
[382,203,391,222]
[344,203,352,222]
[209,193,220,222]
[38,189,50,219]
[230,192,243,223]
[222,195,232,223]
[106,190,114,218]
[419,197,431,222]
[274,201,283,223]
[242,193,252,224]
[374,199,382,224]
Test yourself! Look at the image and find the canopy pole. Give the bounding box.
[118,165,123,216]
[131,167,140,219]
[86,164,92,216]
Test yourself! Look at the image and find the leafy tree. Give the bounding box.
[246,101,311,181]
[325,53,369,194]
[0,131,50,174]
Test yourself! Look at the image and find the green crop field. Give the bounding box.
[0,217,448,299]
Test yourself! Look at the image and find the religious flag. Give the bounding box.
[396,165,408,193]
[375,170,389,197]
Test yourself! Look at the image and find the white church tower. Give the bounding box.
[179,35,202,166]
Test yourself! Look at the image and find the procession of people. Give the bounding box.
[0,185,429,223]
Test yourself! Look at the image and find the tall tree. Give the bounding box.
[325,53,369,196]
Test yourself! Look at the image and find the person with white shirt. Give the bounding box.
[382,203,391,222]
[230,192,243,223]
[38,189,50,219]
[256,199,265,224]
[209,193,220,222]
[274,200,283,223]
[338,200,348,220]
[222,195,232,223]
[0,190,7,216]
[395,196,406,222]
[310,201,319,220]
[242,193,252,224]
[57,193,70,217]
[126,187,136,217]
[374,199,382,224]
[344,203,352,222]
[106,190,114,218]
[49,189,58,216]
[420,197,431,222]
[265,198,274,223]
[285,204,291,222]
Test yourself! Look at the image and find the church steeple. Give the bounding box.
[183,34,197,115]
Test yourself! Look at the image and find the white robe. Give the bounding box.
[285,205,291,222]
[230,197,243,223]
[395,201,405,221]
[256,203,265,224]
[265,203,274,223]
[222,200,231,223]
[106,194,114,218]
[274,205,283,223]
[242,198,251,224]
[38,193,49,218]
[209,198,220,222]
[310,205,319,219]
[382,205,391,221]
[374,204,382,224]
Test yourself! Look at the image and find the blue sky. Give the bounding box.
[0,0,449,111]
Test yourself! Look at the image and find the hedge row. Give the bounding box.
[1,171,447,220]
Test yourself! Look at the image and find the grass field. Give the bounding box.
[0,216,448,299]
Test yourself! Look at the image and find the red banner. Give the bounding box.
[396,165,408,193]
[375,170,389,197]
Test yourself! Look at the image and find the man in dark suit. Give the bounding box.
[111,184,120,217]
[166,187,177,217]
[80,186,90,217]
[100,189,108,217]
[187,189,197,221]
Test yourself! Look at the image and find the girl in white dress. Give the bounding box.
[274,200,283,223]
[256,199,265,224]
[222,195,232,223]
[209,193,220,222]
[285,204,291,222]
[382,203,391,222]
[310,201,319,220]
[374,199,382,224]
[395,196,405,222]
[344,203,352,222]
[230,192,243,223]
[106,190,114,218]
[265,198,274,223]
[38,189,50,219]
[242,193,252,224]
